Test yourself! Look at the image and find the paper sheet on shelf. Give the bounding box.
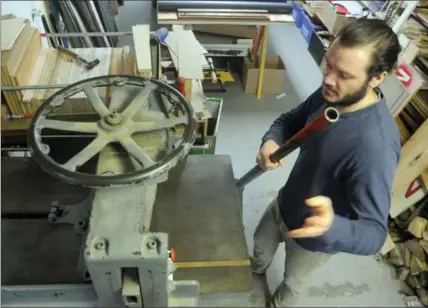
[164,27,209,79]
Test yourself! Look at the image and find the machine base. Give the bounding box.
[2,155,252,307]
[2,284,250,307]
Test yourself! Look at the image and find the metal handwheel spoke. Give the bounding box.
[121,83,156,120]
[62,136,110,171]
[118,135,155,168]
[28,75,196,187]
[109,86,134,112]
[39,119,99,133]
[83,86,110,117]
[131,116,188,133]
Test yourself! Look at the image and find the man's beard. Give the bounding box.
[323,80,370,108]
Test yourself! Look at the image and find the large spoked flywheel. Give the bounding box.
[27,75,196,188]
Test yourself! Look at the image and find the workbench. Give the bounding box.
[157,12,294,100]
[1,151,252,306]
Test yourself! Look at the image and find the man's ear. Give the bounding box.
[369,71,388,88]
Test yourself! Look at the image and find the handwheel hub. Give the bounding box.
[105,112,123,126]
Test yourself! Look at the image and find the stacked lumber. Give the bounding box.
[1,17,42,115]
[384,195,428,306]
[398,89,428,138]
[20,46,134,115]
[404,17,428,57]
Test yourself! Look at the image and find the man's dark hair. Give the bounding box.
[335,18,401,78]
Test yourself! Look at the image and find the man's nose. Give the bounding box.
[323,72,336,88]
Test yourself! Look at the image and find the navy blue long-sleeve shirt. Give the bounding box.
[262,87,401,256]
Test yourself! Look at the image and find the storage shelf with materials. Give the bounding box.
[189,97,223,155]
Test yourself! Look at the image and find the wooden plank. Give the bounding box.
[421,168,428,187]
[396,116,411,144]
[157,12,294,25]
[1,24,42,115]
[381,233,395,255]
[390,173,428,218]
[175,259,250,269]
[132,24,152,77]
[1,17,28,53]
[391,119,428,216]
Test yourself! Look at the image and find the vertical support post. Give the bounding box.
[256,25,269,100]
[392,1,418,34]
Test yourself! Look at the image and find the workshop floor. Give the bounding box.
[116,2,406,307]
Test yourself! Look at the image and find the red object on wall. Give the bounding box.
[394,64,413,88]
[405,178,422,199]
[328,0,349,14]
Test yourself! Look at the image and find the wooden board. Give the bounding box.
[391,119,428,217]
[390,168,428,218]
[1,17,28,52]
[1,48,135,135]
[1,24,42,115]
[132,24,152,77]
[157,12,294,25]
[20,47,132,115]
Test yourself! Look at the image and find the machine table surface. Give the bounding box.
[1,155,251,294]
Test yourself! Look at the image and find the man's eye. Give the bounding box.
[339,72,349,79]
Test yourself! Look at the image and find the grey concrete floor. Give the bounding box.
[115,2,406,307]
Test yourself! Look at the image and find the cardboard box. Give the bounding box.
[240,56,285,94]
[316,2,354,35]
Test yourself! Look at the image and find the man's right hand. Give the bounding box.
[256,139,285,171]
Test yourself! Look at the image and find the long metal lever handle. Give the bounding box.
[236,107,340,190]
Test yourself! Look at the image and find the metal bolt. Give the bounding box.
[105,112,122,125]
[114,79,126,87]
[41,143,50,154]
[147,239,157,249]
[95,242,105,250]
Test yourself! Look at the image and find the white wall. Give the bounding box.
[2,0,36,21]
[268,24,323,102]
[1,0,49,47]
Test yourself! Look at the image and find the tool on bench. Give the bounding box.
[6,113,33,120]
[56,46,100,70]
[236,107,340,189]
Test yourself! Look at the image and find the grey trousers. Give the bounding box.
[252,197,332,307]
